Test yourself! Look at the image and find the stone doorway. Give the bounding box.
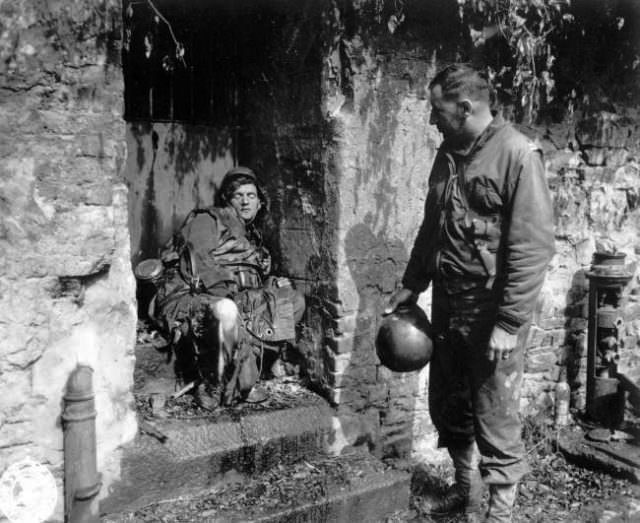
[123,0,330,415]
[121,0,449,459]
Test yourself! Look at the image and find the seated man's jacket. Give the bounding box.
[153,206,295,343]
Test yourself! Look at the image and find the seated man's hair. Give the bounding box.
[429,64,491,103]
[220,173,259,206]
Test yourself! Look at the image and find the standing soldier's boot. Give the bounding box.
[486,483,518,523]
[424,442,483,520]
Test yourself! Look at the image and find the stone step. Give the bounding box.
[558,425,640,483]
[102,447,411,522]
[100,380,336,515]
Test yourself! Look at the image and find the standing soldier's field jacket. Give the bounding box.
[402,115,555,334]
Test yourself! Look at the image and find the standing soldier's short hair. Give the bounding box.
[429,64,491,103]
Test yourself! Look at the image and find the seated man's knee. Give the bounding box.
[211,298,239,331]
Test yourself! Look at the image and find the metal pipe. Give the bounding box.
[585,251,631,427]
[62,365,101,523]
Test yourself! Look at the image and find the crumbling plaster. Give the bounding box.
[0,0,137,520]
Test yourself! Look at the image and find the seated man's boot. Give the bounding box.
[193,382,219,410]
[486,483,518,523]
[424,443,483,518]
[270,355,286,379]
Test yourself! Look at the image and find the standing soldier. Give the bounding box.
[385,64,555,522]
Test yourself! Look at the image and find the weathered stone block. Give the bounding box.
[386,374,423,399]
[329,310,377,336]
[526,326,544,349]
[606,147,632,168]
[326,333,355,354]
[323,347,353,373]
[624,302,640,322]
[535,316,567,330]
[545,149,582,174]
[321,299,347,319]
[526,347,559,373]
[526,326,563,350]
[381,433,413,459]
[525,364,562,383]
[329,312,358,335]
[325,386,367,410]
[325,406,381,456]
[566,316,588,333]
[583,147,606,166]
[0,369,31,415]
[366,382,390,407]
[521,376,556,400]
[325,328,376,355]
[326,364,377,389]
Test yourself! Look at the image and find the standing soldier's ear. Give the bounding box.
[458,99,473,116]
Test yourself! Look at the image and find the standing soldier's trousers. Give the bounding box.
[429,282,529,485]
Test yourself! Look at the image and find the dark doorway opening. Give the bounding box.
[123,0,328,414]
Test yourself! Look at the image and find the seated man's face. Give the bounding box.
[230,183,262,222]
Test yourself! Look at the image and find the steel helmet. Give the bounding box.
[376,303,433,372]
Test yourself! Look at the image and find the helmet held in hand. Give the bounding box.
[376,303,433,372]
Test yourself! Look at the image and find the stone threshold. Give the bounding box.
[558,424,640,484]
[100,382,335,515]
[102,447,410,523]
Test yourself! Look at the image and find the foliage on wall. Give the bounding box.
[459,0,573,122]
[456,0,639,123]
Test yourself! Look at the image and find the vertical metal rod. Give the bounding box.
[63,365,101,523]
[586,280,597,417]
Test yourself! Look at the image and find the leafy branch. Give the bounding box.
[124,0,186,71]
[458,0,573,122]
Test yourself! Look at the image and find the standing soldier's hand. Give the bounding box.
[487,326,518,361]
[383,287,417,315]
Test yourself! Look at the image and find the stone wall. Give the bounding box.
[0,0,137,520]
[317,1,462,462]
[524,107,640,414]
[322,40,437,458]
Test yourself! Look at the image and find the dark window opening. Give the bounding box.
[123,0,240,125]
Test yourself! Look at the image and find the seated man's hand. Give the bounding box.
[383,287,417,315]
[275,277,291,288]
[486,325,518,361]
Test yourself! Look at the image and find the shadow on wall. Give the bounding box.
[339,220,424,458]
[126,121,234,266]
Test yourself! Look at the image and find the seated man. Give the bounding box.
[145,166,305,408]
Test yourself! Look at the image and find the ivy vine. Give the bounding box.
[123,0,186,71]
[457,0,574,122]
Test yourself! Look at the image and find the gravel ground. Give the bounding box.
[389,413,640,523]
[104,450,387,522]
